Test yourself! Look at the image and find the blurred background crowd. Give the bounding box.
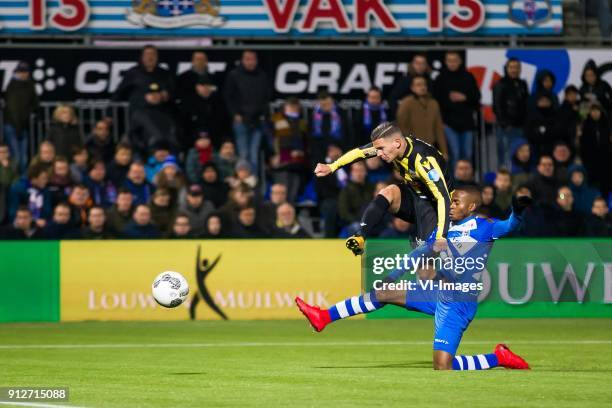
[0,46,610,240]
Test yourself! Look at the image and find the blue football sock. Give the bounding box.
[452,354,499,370]
[328,291,383,322]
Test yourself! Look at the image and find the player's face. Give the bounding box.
[373,135,401,162]
[449,191,477,222]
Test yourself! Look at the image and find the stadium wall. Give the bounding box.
[0,239,610,323]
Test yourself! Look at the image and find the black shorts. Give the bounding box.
[394,183,438,241]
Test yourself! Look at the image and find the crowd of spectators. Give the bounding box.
[0,47,610,240]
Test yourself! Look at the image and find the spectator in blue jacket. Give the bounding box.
[122,204,161,238]
[122,162,154,206]
[84,159,116,208]
[568,164,601,214]
[8,162,52,226]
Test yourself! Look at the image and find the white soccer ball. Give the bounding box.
[152,271,189,308]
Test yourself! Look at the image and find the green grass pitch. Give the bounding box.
[1,319,611,407]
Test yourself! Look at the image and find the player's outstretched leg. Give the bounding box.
[295,291,386,332]
[446,344,529,370]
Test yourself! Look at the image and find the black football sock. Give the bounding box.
[358,194,390,238]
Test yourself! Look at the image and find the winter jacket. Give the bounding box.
[433,66,481,132]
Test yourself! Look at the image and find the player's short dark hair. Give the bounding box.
[455,185,483,208]
[370,122,402,141]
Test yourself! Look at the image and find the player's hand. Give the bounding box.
[314,163,332,177]
[512,194,533,215]
[433,238,448,253]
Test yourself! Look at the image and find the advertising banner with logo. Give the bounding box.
[60,240,361,321]
[0,0,562,37]
[0,241,60,322]
[466,48,612,120]
[0,47,451,102]
[364,239,612,319]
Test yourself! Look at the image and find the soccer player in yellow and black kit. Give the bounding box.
[314,121,452,254]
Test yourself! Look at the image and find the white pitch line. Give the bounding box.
[0,340,611,350]
[0,402,87,408]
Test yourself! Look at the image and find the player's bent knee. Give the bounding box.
[380,185,400,212]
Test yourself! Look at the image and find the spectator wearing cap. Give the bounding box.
[526,155,560,207]
[185,134,214,184]
[554,85,581,150]
[107,143,133,188]
[122,162,154,206]
[580,102,611,194]
[83,159,116,209]
[3,61,38,174]
[273,203,310,238]
[154,155,185,206]
[106,188,134,235]
[224,50,271,172]
[585,197,612,236]
[179,184,214,236]
[144,145,170,183]
[199,162,228,208]
[129,82,180,158]
[432,51,480,168]
[580,60,612,114]
[85,120,115,163]
[212,140,238,183]
[228,159,258,190]
[0,206,44,240]
[149,188,176,233]
[8,163,52,226]
[46,104,83,159]
[554,186,584,236]
[270,98,308,203]
[568,164,601,214]
[81,206,114,239]
[167,213,194,239]
[112,45,175,113]
[43,202,81,239]
[122,204,161,239]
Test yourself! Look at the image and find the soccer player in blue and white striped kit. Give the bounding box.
[296,185,531,370]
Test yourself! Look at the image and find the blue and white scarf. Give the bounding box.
[313,104,342,140]
[362,102,387,132]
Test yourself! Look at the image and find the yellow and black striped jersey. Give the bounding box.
[328,137,453,239]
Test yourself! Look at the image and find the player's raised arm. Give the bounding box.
[314,143,377,177]
[414,154,452,241]
[491,195,532,239]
